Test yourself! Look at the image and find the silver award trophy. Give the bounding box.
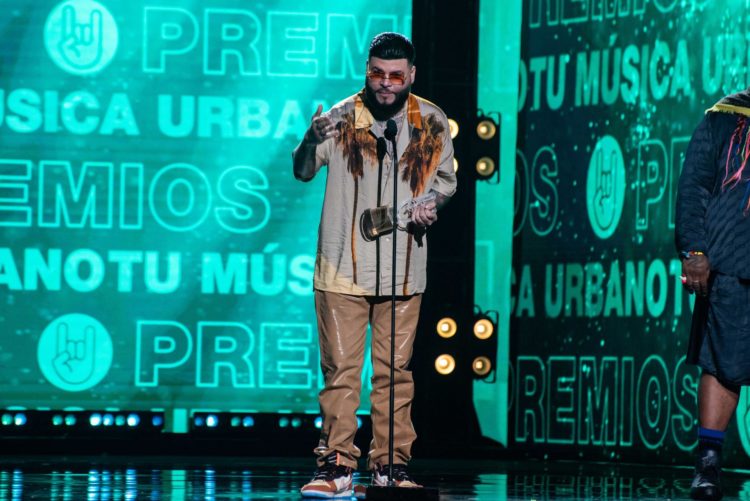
[360,192,437,241]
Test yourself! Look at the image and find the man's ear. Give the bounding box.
[411,65,416,84]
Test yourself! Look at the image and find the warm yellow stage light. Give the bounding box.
[476,119,497,140]
[476,157,496,177]
[436,317,457,338]
[448,118,459,139]
[472,356,492,377]
[453,158,459,172]
[473,319,494,340]
[435,354,456,375]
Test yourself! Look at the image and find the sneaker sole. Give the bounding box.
[300,489,354,499]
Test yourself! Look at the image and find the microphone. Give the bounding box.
[377,137,387,162]
[385,119,397,141]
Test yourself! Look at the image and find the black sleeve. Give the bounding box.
[675,114,718,254]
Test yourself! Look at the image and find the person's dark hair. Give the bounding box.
[368,32,415,65]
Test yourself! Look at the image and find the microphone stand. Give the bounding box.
[375,138,386,297]
[388,126,398,487]
[367,122,438,501]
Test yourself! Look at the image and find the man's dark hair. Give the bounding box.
[368,32,415,65]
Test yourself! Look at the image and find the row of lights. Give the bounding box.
[0,411,165,431]
[434,354,493,377]
[87,413,161,428]
[192,413,362,431]
[447,115,500,181]
[436,317,495,340]
[434,315,497,378]
[0,413,27,426]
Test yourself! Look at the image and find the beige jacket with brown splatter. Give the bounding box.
[295,90,457,296]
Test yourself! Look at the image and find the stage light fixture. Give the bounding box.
[127,413,140,427]
[453,158,459,172]
[89,413,102,427]
[472,356,492,377]
[473,318,494,340]
[194,416,205,427]
[469,114,500,182]
[102,413,114,426]
[1,414,12,426]
[65,414,77,426]
[52,415,63,426]
[14,413,26,426]
[436,317,457,338]
[435,354,456,375]
[242,416,255,428]
[475,157,496,178]
[476,119,496,140]
[279,417,290,428]
[314,416,323,429]
[206,415,219,428]
[448,118,459,139]
[152,415,164,427]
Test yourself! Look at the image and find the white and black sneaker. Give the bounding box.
[300,453,354,499]
[373,464,422,488]
[691,447,723,500]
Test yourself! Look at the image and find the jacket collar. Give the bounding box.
[353,90,423,130]
[707,89,750,117]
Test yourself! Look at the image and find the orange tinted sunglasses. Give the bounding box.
[366,68,407,85]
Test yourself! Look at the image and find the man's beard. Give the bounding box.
[364,83,411,121]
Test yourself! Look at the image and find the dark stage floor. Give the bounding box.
[0,455,746,500]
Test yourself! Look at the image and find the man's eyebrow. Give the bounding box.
[368,66,404,73]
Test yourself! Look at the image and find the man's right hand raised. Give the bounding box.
[305,104,338,144]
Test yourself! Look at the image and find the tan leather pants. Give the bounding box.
[314,290,421,469]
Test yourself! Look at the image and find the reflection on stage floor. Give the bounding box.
[0,455,746,500]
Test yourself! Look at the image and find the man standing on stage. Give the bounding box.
[676,90,750,501]
[292,32,456,498]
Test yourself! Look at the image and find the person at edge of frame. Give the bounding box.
[676,89,750,501]
[291,32,457,499]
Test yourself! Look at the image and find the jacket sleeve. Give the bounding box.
[430,115,457,198]
[675,114,718,255]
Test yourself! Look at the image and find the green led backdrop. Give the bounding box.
[509,0,750,465]
[0,1,411,426]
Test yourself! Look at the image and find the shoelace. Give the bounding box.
[312,466,335,481]
[381,465,414,482]
[313,464,350,481]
